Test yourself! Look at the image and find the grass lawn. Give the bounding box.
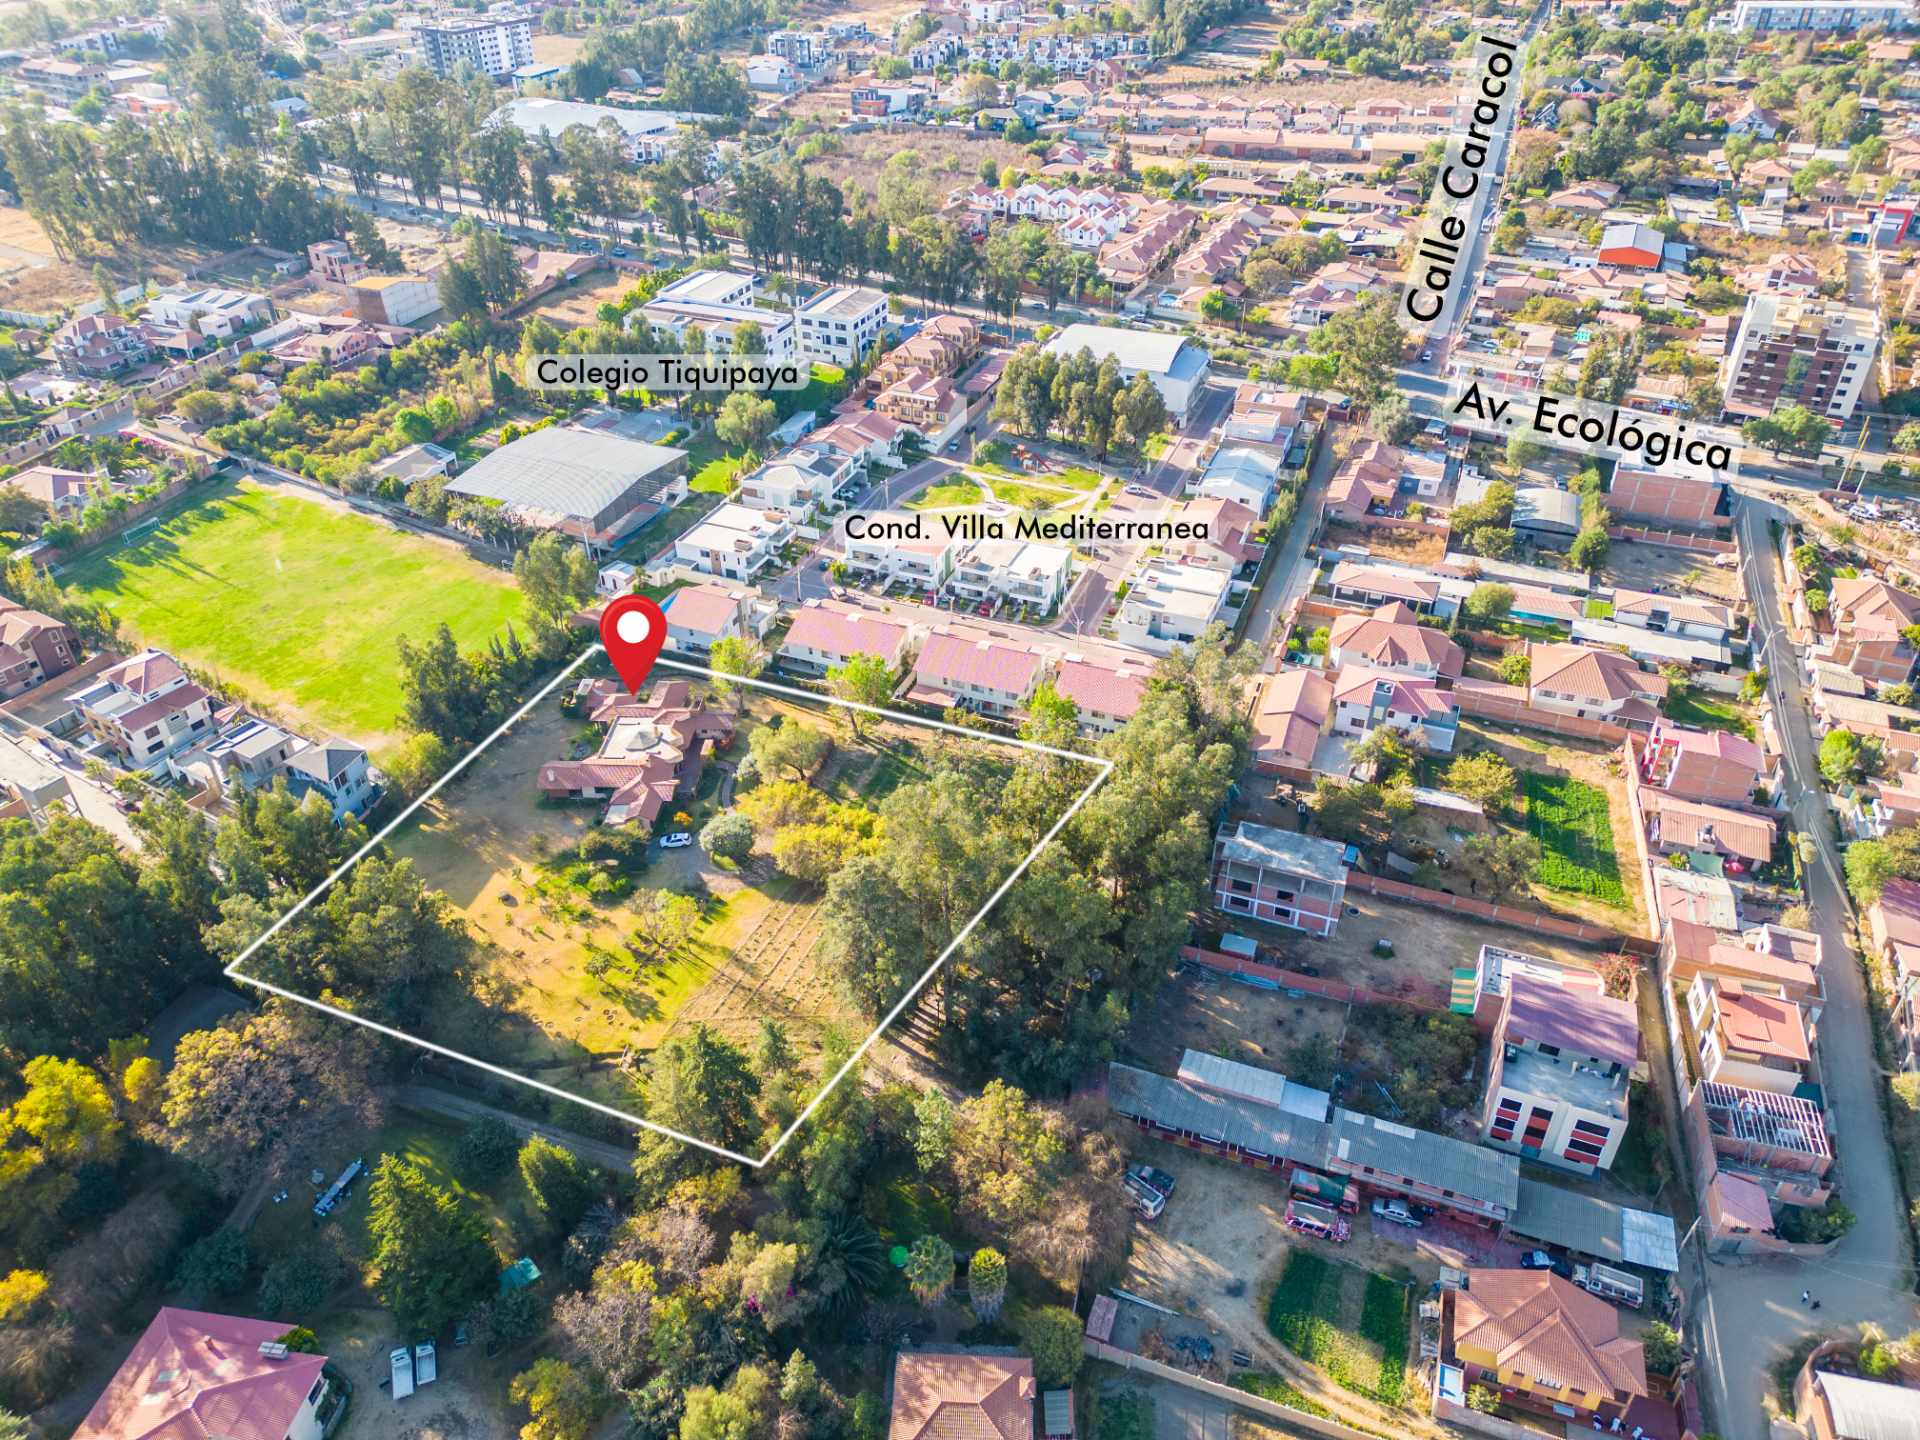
[1265,1251,1411,1408]
[1583,599,1614,619]
[984,477,1073,510]
[684,431,746,495]
[1663,687,1756,739]
[60,479,528,757]
[906,479,984,510]
[1522,771,1628,907]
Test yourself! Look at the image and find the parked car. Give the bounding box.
[1518,1250,1556,1270]
[660,832,694,849]
[1371,1197,1423,1228]
[1419,350,1433,363]
[1129,1163,1176,1199]
[1121,1172,1165,1219]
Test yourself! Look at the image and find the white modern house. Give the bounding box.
[638,270,797,361]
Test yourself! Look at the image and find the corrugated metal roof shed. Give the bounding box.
[1508,1178,1678,1272]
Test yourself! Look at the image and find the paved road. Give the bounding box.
[1683,494,1919,1440]
[1241,426,1336,664]
[393,1083,638,1171]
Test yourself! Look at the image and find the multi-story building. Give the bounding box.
[1640,719,1769,805]
[876,369,966,443]
[1869,877,1920,1069]
[947,539,1072,613]
[146,287,272,339]
[1611,589,1734,642]
[1822,577,1920,687]
[1721,294,1880,426]
[1326,602,1464,680]
[1051,656,1151,736]
[1481,974,1636,1174]
[1209,820,1348,936]
[795,285,886,365]
[415,10,534,78]
[351,274,440,327]
[1328,666,1459,752]
[843,527,964,590]
[660,583,755,657]
[306,240,367,284]
[1686,972,1814,1095]
[19,57,108,102]
[638,270,797,361]
[1041,323,1210,423]
[908,628,1044,715]
[70,649,214,770]
[778,603,911,676]
[0,604,79,698]
[1605,467,1729,528]
[1526,643,1668,724]
[52,313,150,378]
[1113,559,1232,654]
[872,315,982,388]
[736,445,849,521]
[1724,0,1916,27]
[671,503,793,580]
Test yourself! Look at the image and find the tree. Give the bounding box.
[1461,583,1515,628]
[514,533,597,624]
[1098,1392,1155,1440]
[456,1117,520,1182]
[680,1364,774,1440]
[366,1155,498,1335]
[715,392,777,455]
[0,1271,48,1323]
[1642,1321,1682,1376]
[7,1055,122,1168]
[700,811,755,862]
[708,635,766,710]
[1821,728,1867,786]
[1568,525,1611,570]
[749,721,830,782]
[1505,434,1546,469]
[519,1137,597,1235]
[170,1228,252,1305]
[904,1234,954,1306]
[1467,1385,1501,1414]
[1459,833,1541,902]
[1442,752,1516,812]
[1015,1306,1083,1388]
[1743,405,1830,458]
[489,1285,549,1347]
[827,652,895,737]
[967,1247,1007,1321]
[258,1244,345,1318]
[512,1358,600,1440]
[1498,653,1532,685]
[949,1080,1067,1231]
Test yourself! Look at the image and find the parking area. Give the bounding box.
[1602,538,1743,606]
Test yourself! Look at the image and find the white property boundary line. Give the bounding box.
[226,648,1113,1169]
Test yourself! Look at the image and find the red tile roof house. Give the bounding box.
[1052,656,1151,735]
[1328,665,1460,753]
[1444,1270,1650,1432]
[1666,917,1825,1015]
[1210,819,1348,935]
[1640,719,1769,805]
[1326,602,1463,681]
[908,629,1045,717]
[70,648,216,770]
[1526,642,1668,725]
[1327,562,1442,614]
[1868,876,1920,1070]
[889,1352,1035,1440]
[74,1308,344,1440]
[1643,791,1777,871]
[777,605,911,678]
[1822,578,1920,689]
[1686,973,1813,1095]
[4,464,108,518]
[1610,589,1734,643]
[1481,972,1636,1174]
[1324,441,1402,521]
[0,602,79,697]
[540,679,734,827]
[53,312,151,378]
[660,584,753,658]
[1250,669,1331,778]
[1166,496,1262,574]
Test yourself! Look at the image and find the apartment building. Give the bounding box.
[1724,0,1916,26]
[1209,820,1348,936]
[1481,974,1636,1174]
[415,10,534,77]
[52,313,149,378]
[876,369,967,443]
[1721,294,1880,426]
[843,527,964,590]
[796,285,887,365]
[872,315,982,388]
[0,604,78,699]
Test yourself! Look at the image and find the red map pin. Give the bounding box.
[600,594,667,695]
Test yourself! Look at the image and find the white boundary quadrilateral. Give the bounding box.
[225,647,1114,1169]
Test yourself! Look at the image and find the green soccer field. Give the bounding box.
[61,478,529,756]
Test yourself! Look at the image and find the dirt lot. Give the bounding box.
[531,33,586,64]
[1123,968,1350,1075]
[0,205,203,311]
[1321,521,1446,568]
[1602,538,1743,606]
[279,284,356,317]
[325,1307,517,1440]
[532,268,636,328]
[803,128,1037,200]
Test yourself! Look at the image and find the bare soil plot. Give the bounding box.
[531,33,586,64]
[1322,521,1446,569]
[1123,967,1349,1075]
[279,284,355,317]
[1602,538,1743,606]
[532,268,636,328]
[0,209,204,312]
[805,129,1036,201]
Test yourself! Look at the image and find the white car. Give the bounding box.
[660,832,694,849]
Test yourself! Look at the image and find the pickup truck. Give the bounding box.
[1371,1198,1423,1228]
